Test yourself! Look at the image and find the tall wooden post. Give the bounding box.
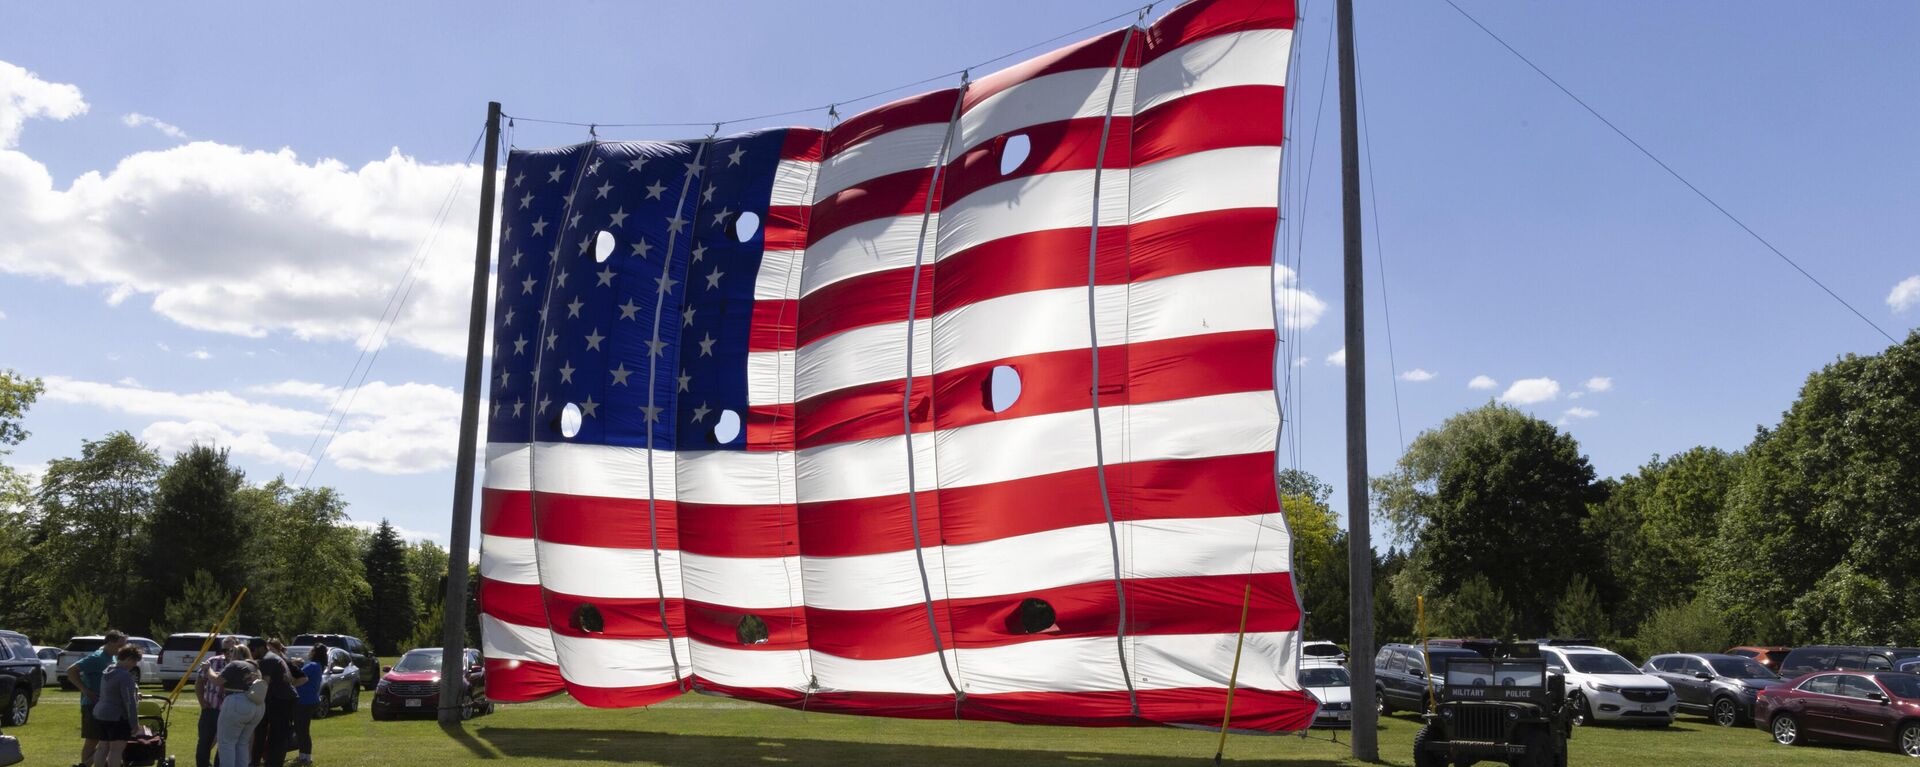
[1335,0,1379,760]
[440,101,502,725]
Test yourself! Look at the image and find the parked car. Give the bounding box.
[57,635,160,689]
[0,630,43,726]
[1778,645,1920,676]
[1755,670,1920,756]
[157,633,251,689]
[33,647,59,683]
[292,633,380,690]
[1301,640,1347,666]
[372,648,489,721]
[287,645,361,716]
[1725,645,1793,674]
[1642,652,1781,727]
[1299,660,1352,728]
[1372,642,1483,715]
[1537,644,1676,726]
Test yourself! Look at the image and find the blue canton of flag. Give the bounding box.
[487,130,792,452]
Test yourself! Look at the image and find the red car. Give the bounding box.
[1725,646,1792,674]
[1754,670,1920,756]
[370,647,491,720]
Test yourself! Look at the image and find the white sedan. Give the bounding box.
[1300,661,1354,728]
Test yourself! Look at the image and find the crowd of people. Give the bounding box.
[63,630,332,767]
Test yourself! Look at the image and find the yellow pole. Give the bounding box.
[1212,583,1254,765]
[166,587,248,707]
[1420,594,1433,712]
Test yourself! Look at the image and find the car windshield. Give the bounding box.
[1304,645,1343,657]
[38,648,60,660]
[394,651,442,673]
[1301,667,1350,687]
[1446,661,1542,687]
[1568,653,1640,675]
[1879,674,1920,699]
[1707,657,1777,679]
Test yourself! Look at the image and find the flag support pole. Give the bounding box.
[1335,0,1379,760]
[440,101,503,726]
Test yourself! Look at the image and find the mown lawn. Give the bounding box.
[8,688,1913,766]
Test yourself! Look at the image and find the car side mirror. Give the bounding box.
[1695,672,1714,680]
[1868,692,1888,704]
[381,665,392,674]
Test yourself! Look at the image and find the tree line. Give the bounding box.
[1292,331,1920,660]
[0,370,474,654]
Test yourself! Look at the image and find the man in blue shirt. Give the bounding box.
[63,630,127,767]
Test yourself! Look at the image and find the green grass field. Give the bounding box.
[9,687,1913,766]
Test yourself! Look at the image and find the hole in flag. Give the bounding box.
[713,409,742,444]
[736,615,769,645]
[560,402,583,438]
[1000,134,1031,175]
[733,211,761,242]
[593,230,616,263]
[1012,597,1056,635]
[570,603,604,634]
[986,365,1022,413]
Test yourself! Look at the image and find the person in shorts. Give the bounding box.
[88,645,145,766]
[65,630,129,766]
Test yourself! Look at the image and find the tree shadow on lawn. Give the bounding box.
[469,727,1353,766]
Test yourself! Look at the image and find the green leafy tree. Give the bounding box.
[137,445,248,632]
[1553,574,1608,640]
[1276,468,1334,506]
[357,520,417,655]
[1283,492,1346,641]
[1636,596,1731,656]
[246,481,368,638]
[155,569,237,640]
[1705,332,1920,644]
[50,591,111,641]
[0,369,42,451]
[1372,404,1606,635]
[31,432,164,628]
[1434,575,1515,638]
[1584,448,1741,634]
[405,539,450,619]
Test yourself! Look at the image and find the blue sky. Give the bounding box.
[1,0,1915,550]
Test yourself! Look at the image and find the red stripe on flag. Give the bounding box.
[1146,0,1296,64]
[823,89,960,159]
[482,658,564,703]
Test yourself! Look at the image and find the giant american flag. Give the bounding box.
[477,0,1314,730]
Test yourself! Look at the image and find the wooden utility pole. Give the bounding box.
[440,101,502,726]
[1335,0,1379,760]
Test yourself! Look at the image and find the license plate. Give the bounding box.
[1334,711,1351,720]
[1639,704,1656,713]
[405,699,422,708]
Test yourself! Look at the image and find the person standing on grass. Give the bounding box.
[289,646,325,766]
[255,639,305,767]
[194,639,242,767]
[215,659,265,767]
[65,629,128,767]
[88,645,145,767]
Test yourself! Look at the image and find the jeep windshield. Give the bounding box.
[1424,649,1480,676]
[1567,653,1639,675]
[1707,657,1777,679]
[1446,661,1544,688]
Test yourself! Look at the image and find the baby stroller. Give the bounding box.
[122,694,176,767]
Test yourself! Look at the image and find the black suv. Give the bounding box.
[0,630,43,726]
[293,634,380,690]
[1642,652,1779,727]
[1778,645,1920,676]
[1375,642,1488,715]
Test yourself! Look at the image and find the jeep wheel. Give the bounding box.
[1711,697,1741,727]
[1897,721,1920,757]
[6,689,28,726]
[1411,723,1446,767]
[1771,713,1801,746]
[1567,693,1591,727]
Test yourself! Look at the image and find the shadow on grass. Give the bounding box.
[473,727,1352,766]
[443,719,502,760]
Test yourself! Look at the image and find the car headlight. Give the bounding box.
[1507,708,1521,720]
[1441,708,1454,719]
[1591,683,1620,693]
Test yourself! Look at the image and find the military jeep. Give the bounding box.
[1413,655,1570,767]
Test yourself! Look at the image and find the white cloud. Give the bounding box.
[1889,276,1920,313]
[1584,376,1613,393]
[0,59,483,357]
[1467,375,1497,391]
[40,375,461,476]
[0,60,86,147]
[189,349,212,360]
[1568,391,1584,400]
[121,112,188,140]
[1273,265,1327,331]
[1292,357,1309,368]
[0,308,7,320]
[1325,347,1346,367]
[116,376,142,387]
[1556,406,1599,426]
[1399,368,1435,382]
[1498,377,1560,405]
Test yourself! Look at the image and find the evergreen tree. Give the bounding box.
[358,520,417,654]
[51,591,110,641]
[155,569,236,639]
[1435,575,1515,638]
[1636,596,1731,656]
[137,445,247,632]
[1553,574,1608,640]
